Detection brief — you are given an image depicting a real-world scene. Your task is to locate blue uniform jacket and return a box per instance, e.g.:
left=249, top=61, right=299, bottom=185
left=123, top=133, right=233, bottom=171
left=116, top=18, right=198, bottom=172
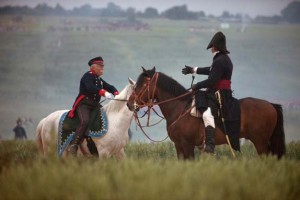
left=68, top=71, right=118, bottom=118
left=76, top=71, right=118, bottom=102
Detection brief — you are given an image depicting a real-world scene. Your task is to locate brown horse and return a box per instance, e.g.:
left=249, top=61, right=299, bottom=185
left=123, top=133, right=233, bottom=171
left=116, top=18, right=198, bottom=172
left=127, top=67, right=285, bottom=159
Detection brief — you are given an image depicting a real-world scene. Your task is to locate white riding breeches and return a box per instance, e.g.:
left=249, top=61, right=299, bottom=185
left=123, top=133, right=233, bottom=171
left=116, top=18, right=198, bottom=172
left=202, top=107, right=215, bottom=128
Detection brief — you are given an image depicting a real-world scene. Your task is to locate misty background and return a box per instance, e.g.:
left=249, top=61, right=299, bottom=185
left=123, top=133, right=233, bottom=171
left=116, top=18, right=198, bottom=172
left=0, top=1, right=299, bottom=142
left=0, top=0, right=296, bottom=17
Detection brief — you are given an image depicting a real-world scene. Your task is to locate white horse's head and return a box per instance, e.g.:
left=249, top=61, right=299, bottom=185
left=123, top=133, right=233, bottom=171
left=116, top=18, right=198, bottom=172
left=114, top=78, right=136, bottom=101
left=104, top=78, right=136, bottom=113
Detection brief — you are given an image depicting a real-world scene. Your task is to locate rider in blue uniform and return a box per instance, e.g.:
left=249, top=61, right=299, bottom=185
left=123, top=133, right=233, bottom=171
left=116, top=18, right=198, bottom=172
left=68, top=56, right=119, bottom=156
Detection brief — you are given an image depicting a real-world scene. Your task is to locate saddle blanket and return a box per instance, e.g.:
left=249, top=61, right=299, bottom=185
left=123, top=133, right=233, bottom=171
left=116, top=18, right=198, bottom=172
left=57, top=108, right=108, bottom=157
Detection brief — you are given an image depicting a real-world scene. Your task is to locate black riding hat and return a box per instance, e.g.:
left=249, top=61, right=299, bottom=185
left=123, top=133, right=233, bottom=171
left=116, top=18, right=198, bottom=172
left=88, top=56, right=104, bottom=66
left=206, top=32, right=230, bottom=54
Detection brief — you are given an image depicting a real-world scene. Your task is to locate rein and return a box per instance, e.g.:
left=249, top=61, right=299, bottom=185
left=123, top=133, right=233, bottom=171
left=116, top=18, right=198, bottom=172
left=107, top=98, right=128, bottom=102
left=134, top=112, right=169, bottom=142
left=134, top=72, right=193, bottom=109
left=100, top=97, right=128, bottom=104
left=136, top=108, right=165, bottom=127
left=132, top=72, right=194, bottom=142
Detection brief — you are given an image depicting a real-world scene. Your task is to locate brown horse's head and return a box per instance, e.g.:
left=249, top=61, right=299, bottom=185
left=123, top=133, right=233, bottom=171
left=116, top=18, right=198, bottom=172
left=127, top=66, right=157, bottom=111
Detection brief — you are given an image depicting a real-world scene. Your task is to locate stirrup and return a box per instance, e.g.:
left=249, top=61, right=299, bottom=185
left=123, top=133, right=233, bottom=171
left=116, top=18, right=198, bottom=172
left=203, top=144, right=215, bottom=154
left=68, top=144, right=78, bottom=157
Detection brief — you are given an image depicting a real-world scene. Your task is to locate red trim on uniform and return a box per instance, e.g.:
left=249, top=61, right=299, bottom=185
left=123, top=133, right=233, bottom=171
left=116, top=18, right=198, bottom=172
left=90, top=69, right=95, bottom=75
left=92, top=60, right=104, bottom=65
left=68, top=95, right=85, bottom=118
left=214, top=80, right=231, bottom=90
left=114, top=91, right=119, bottom=95
left=99, top=89, right=106, bottom=96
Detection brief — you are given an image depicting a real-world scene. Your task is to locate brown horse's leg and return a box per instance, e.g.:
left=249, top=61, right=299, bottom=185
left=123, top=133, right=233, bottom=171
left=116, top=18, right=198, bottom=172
left=239, top=98, right=281, bottom=157
left=181, top=140, right=195, bottom=160
left=174, top=142, right=184, bottom=159
left=252, top=140, right=269, bottom=156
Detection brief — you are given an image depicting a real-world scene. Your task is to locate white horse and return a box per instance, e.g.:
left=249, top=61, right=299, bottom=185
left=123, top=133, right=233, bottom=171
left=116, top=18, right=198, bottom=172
left=36, top=78, right=135, bottom=159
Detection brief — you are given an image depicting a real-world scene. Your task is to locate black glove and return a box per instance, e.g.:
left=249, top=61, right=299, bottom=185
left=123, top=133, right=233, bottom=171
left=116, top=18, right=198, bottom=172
left=182, top=65, right=194, bottom=75
left=191, top=84, right=198, bottom=91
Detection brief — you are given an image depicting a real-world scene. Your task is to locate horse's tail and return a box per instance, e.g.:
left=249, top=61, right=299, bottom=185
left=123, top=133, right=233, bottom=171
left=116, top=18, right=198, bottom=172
left=269, top=104, right=286, bottom=159
left=35, top=118, right=45, bottom=155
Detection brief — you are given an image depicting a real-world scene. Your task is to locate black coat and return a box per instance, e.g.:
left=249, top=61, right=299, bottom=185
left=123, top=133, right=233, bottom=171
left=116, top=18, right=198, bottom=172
left=76, top=71, right=118, bottom=102
left=194, top=52, right=233, bottom=90
left=13, top=126, right=27, bottom=140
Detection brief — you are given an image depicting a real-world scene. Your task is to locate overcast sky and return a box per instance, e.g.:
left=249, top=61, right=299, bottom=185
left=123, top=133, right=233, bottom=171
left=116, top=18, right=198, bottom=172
left=0, top=0, right=295, bottom=17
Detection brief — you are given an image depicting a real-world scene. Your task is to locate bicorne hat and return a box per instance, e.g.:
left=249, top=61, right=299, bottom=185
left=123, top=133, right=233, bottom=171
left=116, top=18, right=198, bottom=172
left=88, top=56, right=104, bottom=66
left=206, top=32, right=230, bottom=54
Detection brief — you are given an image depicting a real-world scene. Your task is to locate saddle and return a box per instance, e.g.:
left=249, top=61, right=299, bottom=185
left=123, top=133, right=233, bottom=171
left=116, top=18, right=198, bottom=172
left=57, top=108, right=108, bottom=157
left=193, top=90, right=241, bottom=151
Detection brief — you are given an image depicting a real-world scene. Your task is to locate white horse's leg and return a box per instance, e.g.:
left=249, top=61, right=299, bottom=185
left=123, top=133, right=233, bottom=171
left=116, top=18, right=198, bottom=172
left=40, top=122, right=54, bottom=156
left=115, top=148, right=126, bottom=161
left=36, top=118, right=54, bottom=157
left=97, top=147, right=111, bottom=159
left=35, top=118, right=45, bottom=156
left=37, top=110, right=67, bottom=157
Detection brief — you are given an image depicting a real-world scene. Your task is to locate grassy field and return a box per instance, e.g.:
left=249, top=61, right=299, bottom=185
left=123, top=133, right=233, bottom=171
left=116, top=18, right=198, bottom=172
left=0, top=140, right=300, bottom=200
left=0, top=15, right=299, bottom=140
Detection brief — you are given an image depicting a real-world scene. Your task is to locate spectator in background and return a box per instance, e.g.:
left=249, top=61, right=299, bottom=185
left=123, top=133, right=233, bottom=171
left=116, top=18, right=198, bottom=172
left=13, top=117, right=27, bottom=140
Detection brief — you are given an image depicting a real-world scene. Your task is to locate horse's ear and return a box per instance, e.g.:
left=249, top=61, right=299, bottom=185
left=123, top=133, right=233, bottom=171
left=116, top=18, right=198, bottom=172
left=128, top=77, right=136, bottom=86
left=141, top=66, right=150, bottom=77
left=152, top=66, right=156, bottom=72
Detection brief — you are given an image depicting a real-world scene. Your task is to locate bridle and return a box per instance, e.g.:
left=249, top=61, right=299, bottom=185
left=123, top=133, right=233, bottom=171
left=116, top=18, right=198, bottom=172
left=132, top=72, right=159, bottom=111
left=100, top=86, right=134, bottom=104
left=132, top=72, right=194, bottom=142
left=133, top=72, right=193, bottom=109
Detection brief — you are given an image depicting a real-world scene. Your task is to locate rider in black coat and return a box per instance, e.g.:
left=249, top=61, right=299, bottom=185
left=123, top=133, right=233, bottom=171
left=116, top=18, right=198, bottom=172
left=182, top=32, right=233, bottom=154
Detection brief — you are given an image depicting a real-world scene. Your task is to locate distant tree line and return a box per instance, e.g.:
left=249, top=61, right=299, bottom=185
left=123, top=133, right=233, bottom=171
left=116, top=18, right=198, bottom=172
left=281, top=1, right=300, bottom=23
left=0, top=1, right=299, bottom=23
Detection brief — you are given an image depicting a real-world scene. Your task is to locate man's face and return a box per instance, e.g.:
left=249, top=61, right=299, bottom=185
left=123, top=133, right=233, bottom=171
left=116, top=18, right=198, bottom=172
left=211, top=46, right=218, bottom=53
left=92, top=64, right=104, bottom=76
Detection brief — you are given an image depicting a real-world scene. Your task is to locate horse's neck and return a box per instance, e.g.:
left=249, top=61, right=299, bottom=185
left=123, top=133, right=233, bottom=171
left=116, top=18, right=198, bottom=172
left=104, top=87, right=128, bottom=113
left=104, top=100, right=133, bottom=132
left=104, top=100, right=126, bottom=114
left=156, top=90, right=188, bottom=123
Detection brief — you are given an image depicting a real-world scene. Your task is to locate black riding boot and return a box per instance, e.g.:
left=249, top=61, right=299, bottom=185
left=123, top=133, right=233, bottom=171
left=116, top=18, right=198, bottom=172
left=204, top=126, right=216, bottom=154
left=68, top=135, right=82, bottom=157
left=68, top=103, right=92, bottom=157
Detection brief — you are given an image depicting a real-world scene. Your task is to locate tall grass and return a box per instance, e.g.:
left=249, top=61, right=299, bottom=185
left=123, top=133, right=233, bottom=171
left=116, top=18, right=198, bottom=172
left=0, top=141, right=300, bottom=200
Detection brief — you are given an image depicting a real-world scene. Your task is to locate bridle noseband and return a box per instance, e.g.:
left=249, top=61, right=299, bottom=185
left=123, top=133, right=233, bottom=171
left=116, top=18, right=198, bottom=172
left=133, top=72, right=159, bottom=111
left=131, top=72, right=194, bottom=142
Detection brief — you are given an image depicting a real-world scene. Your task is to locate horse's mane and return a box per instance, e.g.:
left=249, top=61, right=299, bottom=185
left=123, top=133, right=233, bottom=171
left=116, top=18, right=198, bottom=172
left=136, top=69, right=190, bottom=101
left=157, top=72, right=187, bottom=97
left=103, top=84, right=131, bottom=113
